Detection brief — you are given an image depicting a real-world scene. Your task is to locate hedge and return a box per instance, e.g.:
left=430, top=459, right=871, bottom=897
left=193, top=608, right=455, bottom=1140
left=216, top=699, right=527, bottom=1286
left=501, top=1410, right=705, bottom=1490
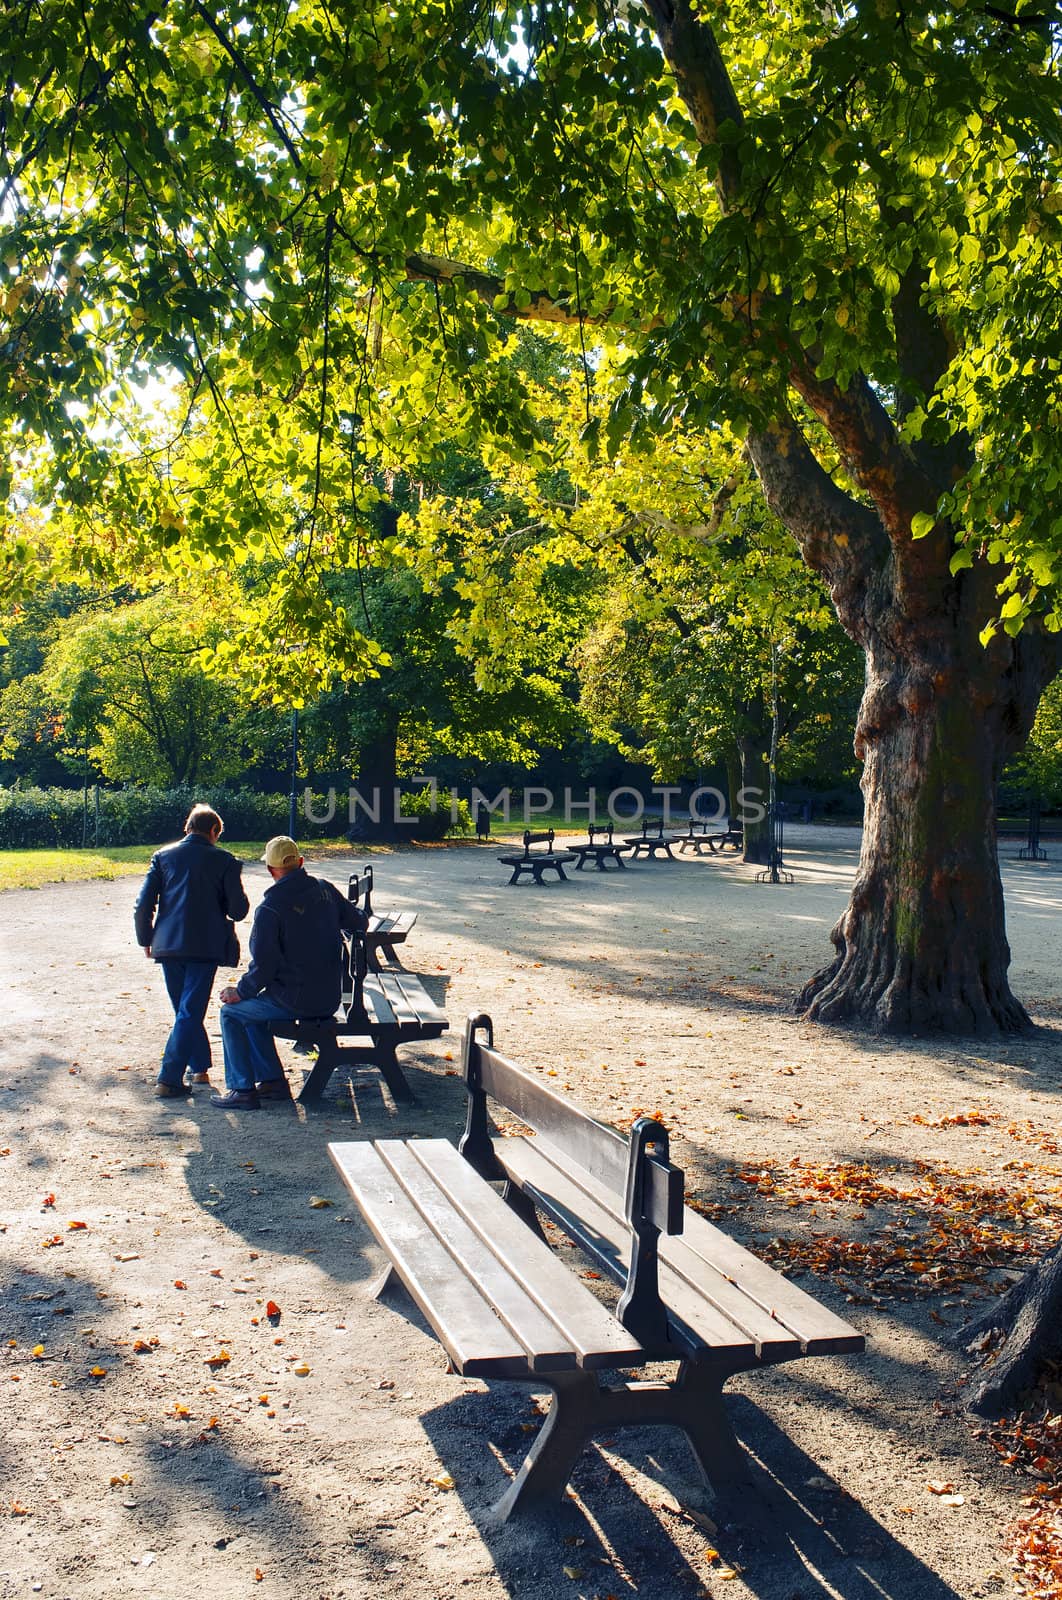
left=0, top=786, right=339, bottom=849
left=0, top=785, right=472, bottom=849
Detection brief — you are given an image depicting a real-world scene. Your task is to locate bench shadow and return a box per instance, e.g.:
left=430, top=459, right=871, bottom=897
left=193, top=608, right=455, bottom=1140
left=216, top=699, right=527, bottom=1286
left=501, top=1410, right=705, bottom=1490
left=417, top=1377, right=965, bottom=1599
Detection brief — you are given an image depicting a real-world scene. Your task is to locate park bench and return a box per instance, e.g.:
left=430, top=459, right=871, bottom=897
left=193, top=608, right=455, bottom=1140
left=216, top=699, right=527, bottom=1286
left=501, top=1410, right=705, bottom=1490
left=567, top=821, right=631, bottom=871
left=349, top=864, right=418, bottom=970
left=622, top=817, right=678, bottom=859
left=674, top=819, right=717, bottom=855
left=497, top=828, right=577, bottom=885
left=273, top=871, right=446, bottom=1105
left=707, top=819, right=744, bottom=853
left=329, top=1013, right=865, bottom=1522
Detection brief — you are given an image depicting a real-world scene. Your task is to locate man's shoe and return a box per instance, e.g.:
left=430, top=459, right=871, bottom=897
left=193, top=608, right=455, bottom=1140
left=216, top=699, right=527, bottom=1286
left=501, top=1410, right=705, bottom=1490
left=186, top=1072, right=211, bottom=1086
left=255, top=1079, right=293, bottom=1101
left=154, top=1082, right=192, bottom=1099
left=209, top=1090, right=260, bottom=1110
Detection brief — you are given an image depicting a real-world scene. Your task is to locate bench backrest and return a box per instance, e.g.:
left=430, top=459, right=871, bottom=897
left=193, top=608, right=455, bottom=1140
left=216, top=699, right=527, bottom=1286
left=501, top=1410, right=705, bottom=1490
left=343, top=872, right=370, bottom=1023
left=522, top=828, right=555, bottom=853
left=586, top=823, right=615, bottom=845
left=458, top=1012, right=684, bottom=1343
left=348, top=863, right=374, bottom=917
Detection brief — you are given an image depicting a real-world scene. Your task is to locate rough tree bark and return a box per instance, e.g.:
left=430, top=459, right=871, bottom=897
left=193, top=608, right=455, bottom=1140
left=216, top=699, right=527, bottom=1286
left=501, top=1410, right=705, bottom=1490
left=737, top=728, right=771, bottom=865
left=350, top=714, right=401, bottom=842
left=950, top=1245, right=1062, bottom=1416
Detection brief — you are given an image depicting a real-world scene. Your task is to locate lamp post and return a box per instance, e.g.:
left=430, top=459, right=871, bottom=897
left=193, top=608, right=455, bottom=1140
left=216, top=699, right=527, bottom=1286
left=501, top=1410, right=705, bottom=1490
left=288, top=709, right=299, bottom=839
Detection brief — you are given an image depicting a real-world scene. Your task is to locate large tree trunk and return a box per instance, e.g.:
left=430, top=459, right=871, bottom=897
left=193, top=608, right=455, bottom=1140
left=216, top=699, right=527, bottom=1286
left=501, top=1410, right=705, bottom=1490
left=737, top=732, right=771, bottom=865
left=798, top=629, right=1031, bottom=1034
left=747, top=427, right=1062, bottom=1036
left=350, top=714, right=401, bottom=842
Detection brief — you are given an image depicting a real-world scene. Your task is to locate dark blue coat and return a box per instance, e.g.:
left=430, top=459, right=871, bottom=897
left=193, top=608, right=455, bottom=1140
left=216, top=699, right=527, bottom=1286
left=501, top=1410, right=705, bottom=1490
left=236, top=867, right=366, bottom=1017
left=134, top=833, right=249, bottom=964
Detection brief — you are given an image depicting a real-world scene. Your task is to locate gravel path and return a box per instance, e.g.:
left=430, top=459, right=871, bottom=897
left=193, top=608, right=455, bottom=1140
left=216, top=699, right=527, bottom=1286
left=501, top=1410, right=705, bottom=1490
left=2, top=827, right=1061, bottom=1600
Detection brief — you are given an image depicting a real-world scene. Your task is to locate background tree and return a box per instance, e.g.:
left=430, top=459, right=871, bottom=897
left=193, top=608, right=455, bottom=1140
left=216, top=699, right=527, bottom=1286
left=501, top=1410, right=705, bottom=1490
left=3, top=593, right=272, bottom=787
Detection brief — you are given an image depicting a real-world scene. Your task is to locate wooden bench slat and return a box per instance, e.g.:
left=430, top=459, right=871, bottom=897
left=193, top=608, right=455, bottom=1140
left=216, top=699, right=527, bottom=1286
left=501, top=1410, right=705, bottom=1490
left=502, top=1134, right=861, bottom=1358
left=404, top=1138, right=646, bottom=1369
left=375, top=973, right=448, bottom=1028
left=475, top=1045, right=630, bottom=1195
left=665, top=1208, right=866, bottom=1355
left=352, top=982, right=395, bottom=1027
left=374, top=1141, right=581, bottom=1371
left=329, top=1142, right=529, bottom=1376
left=498, top=1136, right=773, bottom=1359
left=368, top=911, right=417, bottom=937
left=374, top=972, right=420, bottom=1026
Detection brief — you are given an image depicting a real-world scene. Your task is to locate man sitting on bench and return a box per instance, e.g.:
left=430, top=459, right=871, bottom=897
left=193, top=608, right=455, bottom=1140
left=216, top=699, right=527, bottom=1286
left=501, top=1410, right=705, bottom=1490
left=212, top=837, right=366, bottom=1109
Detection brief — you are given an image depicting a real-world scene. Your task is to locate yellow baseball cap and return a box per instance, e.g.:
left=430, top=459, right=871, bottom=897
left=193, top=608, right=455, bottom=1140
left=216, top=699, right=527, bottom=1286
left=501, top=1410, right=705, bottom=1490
left=262, top=835, right=301, bottom=868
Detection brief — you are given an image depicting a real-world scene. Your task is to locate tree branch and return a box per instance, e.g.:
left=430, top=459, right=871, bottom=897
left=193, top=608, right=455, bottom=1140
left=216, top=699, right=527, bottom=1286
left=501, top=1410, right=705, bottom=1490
left=641, top=0, right=744, bottom=206
left=404, top=252, right=605, bottom=326
left=189, top=2, right=302, bottom=171
left=744, top=412, right=888, bottom=637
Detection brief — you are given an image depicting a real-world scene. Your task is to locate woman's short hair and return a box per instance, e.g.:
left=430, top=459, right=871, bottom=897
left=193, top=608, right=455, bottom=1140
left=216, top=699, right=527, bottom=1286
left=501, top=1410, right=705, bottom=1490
left=184, top=804, right=224, bottom=837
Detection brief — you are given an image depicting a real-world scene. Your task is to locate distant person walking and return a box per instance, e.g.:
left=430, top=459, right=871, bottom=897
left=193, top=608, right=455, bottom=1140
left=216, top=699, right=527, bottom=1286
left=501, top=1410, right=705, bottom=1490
left=212, top=836, right=366, bottom=1109
left=134, top=804, right=249, bottom=1098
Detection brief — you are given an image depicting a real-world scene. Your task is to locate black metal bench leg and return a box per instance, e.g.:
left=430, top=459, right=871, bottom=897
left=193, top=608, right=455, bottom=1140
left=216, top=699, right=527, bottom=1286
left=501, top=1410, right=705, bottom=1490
left=374, top=1040, right=414, bottom=1104
left=487, top=1372, right=599, bottom=1523
left=486, top=1363, right=754, bottom=1523
left=297, top=1035, right=339, bottom=1104
left=673, top=1362, right=755, bottom=1492
left=501, top=1181, right=548, bottom=1242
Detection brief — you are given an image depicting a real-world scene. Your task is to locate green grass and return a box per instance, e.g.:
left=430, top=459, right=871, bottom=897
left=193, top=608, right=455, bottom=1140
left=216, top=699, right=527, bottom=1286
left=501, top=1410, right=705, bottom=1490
left=0, top=838, right=372, bottom=892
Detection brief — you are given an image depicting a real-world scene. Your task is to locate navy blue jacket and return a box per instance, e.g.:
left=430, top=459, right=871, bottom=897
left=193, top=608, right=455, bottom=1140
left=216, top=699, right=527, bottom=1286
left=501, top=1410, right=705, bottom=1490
left=134, top=833, right=249, bottom=964
left=236, top=867, right=366, bottom=1017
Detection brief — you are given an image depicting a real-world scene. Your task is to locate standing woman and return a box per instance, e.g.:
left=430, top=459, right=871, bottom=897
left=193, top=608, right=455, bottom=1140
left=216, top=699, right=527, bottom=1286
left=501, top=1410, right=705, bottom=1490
left=134, top=804, right=250, bottom=1097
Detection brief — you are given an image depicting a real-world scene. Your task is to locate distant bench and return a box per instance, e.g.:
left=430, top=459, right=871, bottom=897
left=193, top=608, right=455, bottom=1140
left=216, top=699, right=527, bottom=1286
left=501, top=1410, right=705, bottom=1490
left=273, top=871, right=445, bottom=1105
left=567, top=822, right=631, bottom=871
left=707, top=818, right=744, bottom=852
left=329, top=1014, right=865, bottom=1522
left=623, top=818, right=678, bottom=859
left=350, top=863, right=418, bottom=970
left=497, top=829, right=577, bottom=885
left=675, top=818, right=744, bottom=854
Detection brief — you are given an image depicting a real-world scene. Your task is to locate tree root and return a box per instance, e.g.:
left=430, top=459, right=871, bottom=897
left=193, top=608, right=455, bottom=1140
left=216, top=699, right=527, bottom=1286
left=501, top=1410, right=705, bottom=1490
left=950, top=1245, right=1062, bottom=1416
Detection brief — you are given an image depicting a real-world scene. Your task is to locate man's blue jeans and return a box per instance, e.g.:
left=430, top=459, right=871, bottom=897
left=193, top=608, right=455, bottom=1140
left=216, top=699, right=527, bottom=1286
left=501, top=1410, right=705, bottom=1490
left=219, top=995, right=297, bottom=1092
left=159, top=960, right=217, bottom=1086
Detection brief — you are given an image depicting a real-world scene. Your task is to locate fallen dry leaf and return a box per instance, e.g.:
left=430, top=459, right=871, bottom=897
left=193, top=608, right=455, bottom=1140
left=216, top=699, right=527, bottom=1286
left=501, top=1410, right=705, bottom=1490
left=926, top=1480, right=956, bottom=1495
left=430, top=1473, right=454, bottom=1490
left=265, top=1301, right=281, bottom=1318
left=67, top=1221, right=87, bottom=1231
left=308, top=1196, right=332, bottom=1209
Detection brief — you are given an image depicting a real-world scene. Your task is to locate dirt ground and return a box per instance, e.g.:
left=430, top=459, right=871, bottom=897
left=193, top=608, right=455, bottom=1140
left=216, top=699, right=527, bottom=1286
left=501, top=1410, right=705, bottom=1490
left=3, top=825, right=1062, bottom=1600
